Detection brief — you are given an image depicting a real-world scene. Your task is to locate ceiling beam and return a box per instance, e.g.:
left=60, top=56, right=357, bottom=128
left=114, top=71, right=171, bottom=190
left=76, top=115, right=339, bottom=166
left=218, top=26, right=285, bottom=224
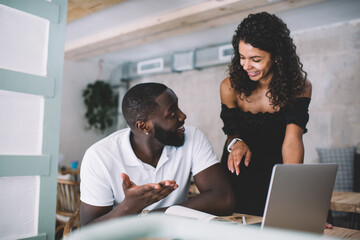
left=65, top=0, right=327, bottom=60
left=67, top=0, right=127, bottom=23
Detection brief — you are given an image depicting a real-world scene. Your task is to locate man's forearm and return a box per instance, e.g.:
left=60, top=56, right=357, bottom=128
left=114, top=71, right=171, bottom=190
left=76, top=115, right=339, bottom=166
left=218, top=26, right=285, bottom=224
left=81, top=200, right=142, bottom=226
left=179, top=189, right=235, bottom=216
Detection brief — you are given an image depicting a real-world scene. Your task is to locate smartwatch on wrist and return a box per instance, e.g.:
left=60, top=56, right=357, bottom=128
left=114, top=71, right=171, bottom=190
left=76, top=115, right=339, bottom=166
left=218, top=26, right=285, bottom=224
left=227, top=138, right=242, bottom=153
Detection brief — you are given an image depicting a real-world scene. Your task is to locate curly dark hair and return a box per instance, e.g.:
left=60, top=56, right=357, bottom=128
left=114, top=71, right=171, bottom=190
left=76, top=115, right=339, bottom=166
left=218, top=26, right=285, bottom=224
left=229, top=12, right=307, bottom=108
left=122, top=82, right=168, bottom=128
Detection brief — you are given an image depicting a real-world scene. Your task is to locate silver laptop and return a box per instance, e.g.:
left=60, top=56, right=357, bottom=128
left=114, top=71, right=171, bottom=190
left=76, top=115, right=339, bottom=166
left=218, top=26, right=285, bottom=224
left=260, top=163, right=338, bottom=234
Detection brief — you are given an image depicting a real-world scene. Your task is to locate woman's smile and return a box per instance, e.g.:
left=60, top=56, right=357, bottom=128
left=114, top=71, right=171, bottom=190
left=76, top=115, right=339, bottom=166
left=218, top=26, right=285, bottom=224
left=239, top=41, right=274, bottom=83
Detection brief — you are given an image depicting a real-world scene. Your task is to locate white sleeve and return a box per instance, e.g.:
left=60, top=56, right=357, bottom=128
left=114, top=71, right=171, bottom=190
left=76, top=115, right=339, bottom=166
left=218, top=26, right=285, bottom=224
left=191, top=127, right=219, bottom=176
left=80, top=148, right=114, bottom=207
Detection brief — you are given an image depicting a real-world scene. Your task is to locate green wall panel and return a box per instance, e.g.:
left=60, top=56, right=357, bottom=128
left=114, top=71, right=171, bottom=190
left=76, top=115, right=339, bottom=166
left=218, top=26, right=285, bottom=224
left=21, top=233, right=47, bottom=240
left=0, top=68, right=55, bottom=98
left=0, top=0, right=60, bottom=23
left=37, top=1, right=68, bottom=239
left=0, top=155, right=51, bottom=177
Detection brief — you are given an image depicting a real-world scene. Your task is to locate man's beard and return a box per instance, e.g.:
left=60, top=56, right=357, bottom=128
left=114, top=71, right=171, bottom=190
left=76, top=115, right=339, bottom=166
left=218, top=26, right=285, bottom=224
left=153, top=124, right=185, bottom=147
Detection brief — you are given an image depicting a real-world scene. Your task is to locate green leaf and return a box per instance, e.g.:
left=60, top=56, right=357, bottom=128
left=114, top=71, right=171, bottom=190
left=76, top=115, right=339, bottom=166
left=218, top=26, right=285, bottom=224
left=83, top=80, right=118, bottom=132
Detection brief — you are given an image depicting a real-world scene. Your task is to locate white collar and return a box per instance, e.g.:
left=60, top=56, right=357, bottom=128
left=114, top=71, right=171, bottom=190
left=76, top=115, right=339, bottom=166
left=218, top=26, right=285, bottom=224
left=121, top=129, right=176, bottom=169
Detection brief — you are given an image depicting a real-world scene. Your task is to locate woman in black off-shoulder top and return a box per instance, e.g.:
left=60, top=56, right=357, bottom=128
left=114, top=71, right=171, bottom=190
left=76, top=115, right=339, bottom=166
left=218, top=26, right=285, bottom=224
left=220, top=12, right=311, bottom=216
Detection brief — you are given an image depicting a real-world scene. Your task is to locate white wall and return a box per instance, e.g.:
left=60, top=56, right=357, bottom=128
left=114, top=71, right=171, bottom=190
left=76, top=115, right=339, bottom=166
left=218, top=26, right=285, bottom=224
left=295, top=19, right=360, bottom=161
left=59, top=61, right=116, bottom=167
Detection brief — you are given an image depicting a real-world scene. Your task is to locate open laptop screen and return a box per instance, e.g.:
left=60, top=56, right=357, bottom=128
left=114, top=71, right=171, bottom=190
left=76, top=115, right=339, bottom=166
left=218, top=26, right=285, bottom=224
left=261, top=163, right=337, bottom=234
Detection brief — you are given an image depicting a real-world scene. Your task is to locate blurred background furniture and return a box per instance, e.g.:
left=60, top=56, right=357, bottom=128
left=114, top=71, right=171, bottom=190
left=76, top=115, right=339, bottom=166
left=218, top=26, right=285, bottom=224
left=354, top=144, right=360, bottom=192
left=330, top=191, right=360, bottom=228
left=63, top=208, right=81, bottom=239
left=317, top=146, right=355, bottom=192
left=59, top=167, right=80, bottom=176
left=188, top=181, right=200, bottom=199
left=59, top=166, right=80, bottom=182
left=55, top=178, right=80, bottom=237
left=317, top=145, right=359, bottom=228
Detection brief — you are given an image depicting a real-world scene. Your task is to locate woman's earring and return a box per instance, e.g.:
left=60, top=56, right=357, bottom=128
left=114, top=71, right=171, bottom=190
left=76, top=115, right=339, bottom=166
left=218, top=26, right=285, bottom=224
left=145, top=132, right=149, bottom=135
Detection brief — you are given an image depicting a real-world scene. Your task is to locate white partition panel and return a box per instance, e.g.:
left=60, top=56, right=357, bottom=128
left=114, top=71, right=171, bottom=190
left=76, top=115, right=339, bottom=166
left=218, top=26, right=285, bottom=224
left=0, top=1, right=66, bottom=239
left=0, top=4, right=49, bottom=76
left=0, top=90, right=43, bottom=155
left=0, top=176, right=40, bottom=240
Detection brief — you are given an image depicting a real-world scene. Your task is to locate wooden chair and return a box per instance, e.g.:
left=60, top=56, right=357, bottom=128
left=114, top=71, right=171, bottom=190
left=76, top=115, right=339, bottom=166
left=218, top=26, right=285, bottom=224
left=63, top=208, right=81, bottom=238
left=55, top=178, right=80, bottom=236
left=188, top=182, right=200, bottom=199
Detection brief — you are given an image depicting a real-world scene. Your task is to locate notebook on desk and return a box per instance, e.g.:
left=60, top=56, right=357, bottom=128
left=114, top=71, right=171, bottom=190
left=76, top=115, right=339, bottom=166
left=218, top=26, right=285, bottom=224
left=257, top=163, right=338, bottom=234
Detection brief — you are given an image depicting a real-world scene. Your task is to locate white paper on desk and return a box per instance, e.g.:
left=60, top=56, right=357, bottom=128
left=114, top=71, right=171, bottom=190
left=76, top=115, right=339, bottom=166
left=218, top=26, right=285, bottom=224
left=165, top=205, right=217, bottom=221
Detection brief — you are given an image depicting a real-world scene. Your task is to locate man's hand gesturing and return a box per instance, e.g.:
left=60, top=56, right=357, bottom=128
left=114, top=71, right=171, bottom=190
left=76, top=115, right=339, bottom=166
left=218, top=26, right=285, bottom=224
left=120, top=173, right=178, bottom=214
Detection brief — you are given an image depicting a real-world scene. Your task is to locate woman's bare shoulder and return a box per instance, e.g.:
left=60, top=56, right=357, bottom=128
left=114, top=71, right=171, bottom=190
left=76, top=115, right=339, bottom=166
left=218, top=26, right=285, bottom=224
left=299, top=79, right=312, bottom=98
left=220, top=77, right=237, bottom=108
left=220, top=77, right=232, bottom=90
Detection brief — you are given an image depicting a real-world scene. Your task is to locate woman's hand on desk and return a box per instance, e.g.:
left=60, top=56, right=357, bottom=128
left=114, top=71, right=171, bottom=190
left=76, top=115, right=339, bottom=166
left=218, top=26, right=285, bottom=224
left=228, top=141, right=252, bottom=175
left=325, top=222, right=333, bottom=229
left=121, top=173, right=178, bottom=213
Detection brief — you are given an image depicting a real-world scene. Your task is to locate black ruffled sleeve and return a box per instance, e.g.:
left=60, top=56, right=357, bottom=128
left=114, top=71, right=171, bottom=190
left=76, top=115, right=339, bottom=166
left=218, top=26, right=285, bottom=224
left=220, top=104, right=241, bottom=135
left=283, top=97, right=311, bottom=133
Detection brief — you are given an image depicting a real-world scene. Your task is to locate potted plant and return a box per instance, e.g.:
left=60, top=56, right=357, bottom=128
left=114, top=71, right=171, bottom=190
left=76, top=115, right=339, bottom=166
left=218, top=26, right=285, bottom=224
left=82, top=80, right=118, bottom=132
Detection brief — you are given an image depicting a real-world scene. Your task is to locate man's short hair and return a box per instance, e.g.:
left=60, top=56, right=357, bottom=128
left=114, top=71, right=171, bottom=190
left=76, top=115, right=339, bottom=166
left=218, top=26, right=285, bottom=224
left=122, top=82, right=168, bottom=128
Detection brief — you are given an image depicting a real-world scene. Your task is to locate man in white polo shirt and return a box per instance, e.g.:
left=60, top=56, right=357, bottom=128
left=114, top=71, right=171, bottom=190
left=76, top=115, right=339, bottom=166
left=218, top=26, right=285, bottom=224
left=80, top=82, right=234, bottom=225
